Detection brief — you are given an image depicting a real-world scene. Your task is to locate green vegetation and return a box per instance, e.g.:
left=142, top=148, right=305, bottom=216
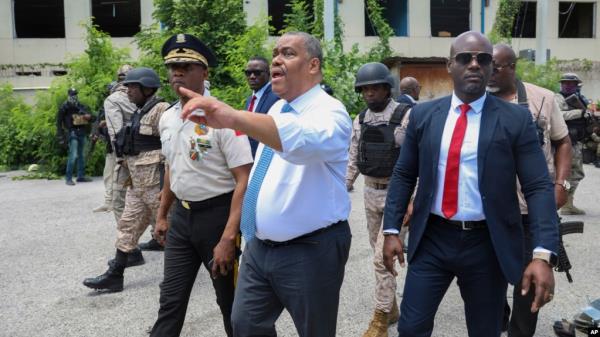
left=1, top=0, right=394, bottom=178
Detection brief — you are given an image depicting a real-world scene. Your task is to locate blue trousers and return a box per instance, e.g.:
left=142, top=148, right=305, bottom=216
left=65, top=131, right=86, bottom=181
left=397, top=220, right=508, bottom=337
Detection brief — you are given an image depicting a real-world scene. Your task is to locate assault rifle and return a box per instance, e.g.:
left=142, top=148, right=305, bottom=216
left=555, top=220, right=584, bottom=283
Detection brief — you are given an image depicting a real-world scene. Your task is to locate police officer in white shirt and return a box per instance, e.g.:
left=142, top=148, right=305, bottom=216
left=149, top=34, right=253, bottom=337
left=178, top=31, right=352, bottom=337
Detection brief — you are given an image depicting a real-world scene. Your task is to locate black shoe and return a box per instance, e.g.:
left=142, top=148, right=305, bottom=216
left=108, top=248, right=145, bottom=268
left=594, top=160, right=600, bottom=168
left=83, top=265, right=124, bottom=292
left=66, top=180, right=75, bottom=186
left=139, top=239, right=164, bottom=251
left=76, top=177, right=93, bottom=182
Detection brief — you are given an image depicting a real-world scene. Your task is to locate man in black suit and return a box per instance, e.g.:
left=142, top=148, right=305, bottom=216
left=397, top=76, right=420, bottom=107
left=382, top=31, right=558, bottom=337
left=244, top=56, right=280, bottom=157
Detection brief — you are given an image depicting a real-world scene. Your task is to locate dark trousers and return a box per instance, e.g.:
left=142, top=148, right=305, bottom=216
left=397, top=219, right=508, bottom=337
left=65, top=131, right=86, bottom=181
left=505, top=215, right=538, bottom=337
left=150, top=193, right=236, bottom=337
left=231, top=221, right=351, bottom=337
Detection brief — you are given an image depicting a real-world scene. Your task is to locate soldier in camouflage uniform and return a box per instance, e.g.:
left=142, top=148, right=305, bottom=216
left=555, top=73, right=590, bottom=215
left=83, top=67, right=170, bottom=292
left=586, top=126, right=600, bottom=167
left=346, top=63, right=412, bottom=337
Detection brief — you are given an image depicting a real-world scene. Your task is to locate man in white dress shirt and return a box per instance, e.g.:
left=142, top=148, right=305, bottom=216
left=178, top=31, right=353, bottom=337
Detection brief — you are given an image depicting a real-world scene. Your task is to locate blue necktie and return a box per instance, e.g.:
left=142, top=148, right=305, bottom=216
left=240, top=103, right=292, bottom=241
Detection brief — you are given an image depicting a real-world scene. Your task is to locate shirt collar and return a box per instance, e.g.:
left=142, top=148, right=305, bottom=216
left=253, top=82, right=270, bottom=97
left=405, top=94, right=417, bottom=104
left=451, top=92, right=486, bottom=114
left=285, top=84, right=322, bottom=114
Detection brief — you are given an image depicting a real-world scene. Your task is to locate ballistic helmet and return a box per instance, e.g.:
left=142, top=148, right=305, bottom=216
left=354, top=62, right=395, bottom=92
left=122, top=67, right=161, bottom=89
left=560, top=73, right=582, bottom=83
left=67, top=88, right=78, bottom=96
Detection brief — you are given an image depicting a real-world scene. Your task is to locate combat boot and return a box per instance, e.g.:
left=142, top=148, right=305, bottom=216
left=560, top=195, right=586, bottom=215
left=362, top=310, right=389, bottom=337
left=83, top=263, right=124, bottom=292
left=594, top=160, right=600, bottom=168
left=387, top=298, right=399, bottom=325
left=108, top=248, right=145, bottom=268
left=138, top=238, right=164, bottom=251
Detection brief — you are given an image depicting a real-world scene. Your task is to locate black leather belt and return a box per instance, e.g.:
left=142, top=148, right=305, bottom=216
left=260, top=220, right=347, bottom=247
left=430, top=214, right=487, bottom=230
left=178, top=191, right=233, bottom=211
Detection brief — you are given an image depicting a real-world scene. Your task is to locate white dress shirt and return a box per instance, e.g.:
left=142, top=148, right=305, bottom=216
left=253, top=84, right=352, bottom=241
left=431, top=93, right=486, bottom=221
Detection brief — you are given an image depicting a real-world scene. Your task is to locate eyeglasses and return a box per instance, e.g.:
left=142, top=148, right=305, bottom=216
left=492, top=62, right=515, bottom=73
left=453, top=52, right=493, bottom=67
left=244, top=69, right=266, bottom=77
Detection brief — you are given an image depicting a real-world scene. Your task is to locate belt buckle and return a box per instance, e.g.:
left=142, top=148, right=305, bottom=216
left=181, top=200, right=190, bottom=210
left=461, top=221, right=472, bottom=231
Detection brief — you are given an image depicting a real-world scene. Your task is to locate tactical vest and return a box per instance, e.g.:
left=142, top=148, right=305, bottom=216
left=562, top=93, right=590, bottom=143
left=115, top=96, right=163, bottom=157
left=357, top=103, right=410, bottom=178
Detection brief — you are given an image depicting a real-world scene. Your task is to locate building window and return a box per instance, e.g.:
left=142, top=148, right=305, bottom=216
left=512, top=1, right=536, bottom=38
left=430, top=0, right=470, bottom=37
left=268, top=0, right=315, bottom=35
left=365, top=0, right=409, bottom=37
left=91, top=0, right=141, bottom=37
left=14, top=0, right=65, bottom=38
left=559, top=2, right=595, bottom=38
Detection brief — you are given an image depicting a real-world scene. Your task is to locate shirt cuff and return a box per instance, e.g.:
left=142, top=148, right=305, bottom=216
left=383, top=229, right=400, bottom=235
left=533, top=246, right=555, bottom=255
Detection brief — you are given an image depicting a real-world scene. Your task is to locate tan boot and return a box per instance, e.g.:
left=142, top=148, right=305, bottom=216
left=387, top=298, right=399, bottom=325
left=560, top=194, right=586, bottom=215
left=362, top=310, right=388, bottom=337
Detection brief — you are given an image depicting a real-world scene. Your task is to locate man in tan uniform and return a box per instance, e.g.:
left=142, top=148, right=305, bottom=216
left=94, top=65, right=133, bottom=212
left=346, top=62, right=412, bottom=337
left=488, top=44, right=571, bottom=337
left=83, top=67, right=171, bottom=292
left=103, top=64, right=137, bottom=221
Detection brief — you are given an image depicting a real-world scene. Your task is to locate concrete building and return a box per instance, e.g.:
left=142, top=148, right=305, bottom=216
left=2, top=0, right=599, bottom=100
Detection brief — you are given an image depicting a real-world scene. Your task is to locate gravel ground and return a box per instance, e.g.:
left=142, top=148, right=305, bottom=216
left=0, top=165, right=598, bottom=337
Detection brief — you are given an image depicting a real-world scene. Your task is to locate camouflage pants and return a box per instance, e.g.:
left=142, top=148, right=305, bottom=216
left=364, top=186, right=407, bottom=312
left=115, top=184, right=159, bottom=252
left=586, top=140, right=600, bottom=158
left=567, top=142, right=585, bottom=194
left=111, top=162, right=130, bottom=222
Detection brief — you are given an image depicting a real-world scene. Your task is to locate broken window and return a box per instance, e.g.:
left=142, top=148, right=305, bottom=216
left=14, top=0, right=65, bottom=38
left=268, top=0, right=315, bottom=36
left=512, top=1, right=536, bottom=38
left=559, top=2, right=595, bottom=38
left=365, top=0, right=409, bottom=37
left=91, top=0, right=141, bottom=37
left=430, top=0, right=470, bottom=37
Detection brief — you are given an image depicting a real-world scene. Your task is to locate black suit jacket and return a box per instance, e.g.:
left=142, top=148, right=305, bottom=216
left=245, top=83, right=280, bottom=157
left=396, top=94, right=417, bottom=107
left=383, top=94, right=558, bottom=284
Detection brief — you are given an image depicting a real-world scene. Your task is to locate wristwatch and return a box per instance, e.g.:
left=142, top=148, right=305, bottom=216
left=532, top=251, right=558, bottom=268
left=555, top=180, right=570, bottom=191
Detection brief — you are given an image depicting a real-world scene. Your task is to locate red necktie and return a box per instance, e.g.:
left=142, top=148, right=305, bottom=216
left=441, top=103, right=471, bottom=219
left=248, top=95, right=257, bottom=112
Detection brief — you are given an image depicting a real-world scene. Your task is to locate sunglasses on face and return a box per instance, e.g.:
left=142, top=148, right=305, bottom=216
left=244, top=69, right=266, bottom=77
left=453, top=52, right=493, bottom=67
